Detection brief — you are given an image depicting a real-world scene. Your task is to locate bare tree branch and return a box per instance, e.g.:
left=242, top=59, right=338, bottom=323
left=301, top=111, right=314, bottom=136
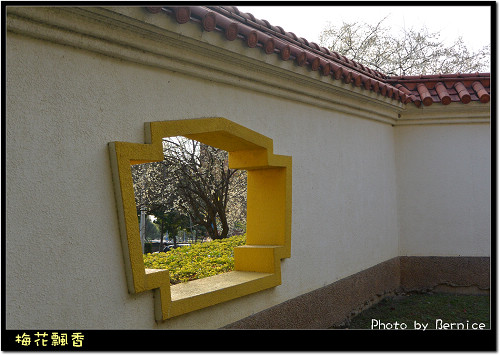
left=131, top=137, right=247, bottom=240
left=319, top=17, right=490, bottom=76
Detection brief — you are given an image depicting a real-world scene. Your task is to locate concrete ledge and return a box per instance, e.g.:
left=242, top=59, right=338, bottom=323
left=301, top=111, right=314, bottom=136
left=222, top=256, right=490, bottom=329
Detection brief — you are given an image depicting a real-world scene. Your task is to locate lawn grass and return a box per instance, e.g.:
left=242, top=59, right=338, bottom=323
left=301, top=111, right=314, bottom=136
left=336, top=292, right=490, bottom=330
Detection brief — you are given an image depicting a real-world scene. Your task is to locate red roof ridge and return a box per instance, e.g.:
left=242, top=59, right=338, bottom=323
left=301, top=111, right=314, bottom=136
left=386, top=72, right=490, bottom=83
left=209, top=6, right=388, bottom=81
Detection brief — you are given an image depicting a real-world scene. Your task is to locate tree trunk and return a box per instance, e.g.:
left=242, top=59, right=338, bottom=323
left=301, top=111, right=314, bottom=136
left=159, top=219, right=165, bottom=252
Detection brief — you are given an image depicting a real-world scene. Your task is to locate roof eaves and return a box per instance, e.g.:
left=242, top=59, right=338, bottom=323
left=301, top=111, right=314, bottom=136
left=388, top=74, right=490, bottom=106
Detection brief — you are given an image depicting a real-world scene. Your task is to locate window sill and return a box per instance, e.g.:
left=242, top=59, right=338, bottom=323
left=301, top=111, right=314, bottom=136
left=166, top=271, right=277, bottom=318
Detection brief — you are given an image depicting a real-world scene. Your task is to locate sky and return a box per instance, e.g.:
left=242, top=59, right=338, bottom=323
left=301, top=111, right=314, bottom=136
left=236, top=5, right=492, bottom=52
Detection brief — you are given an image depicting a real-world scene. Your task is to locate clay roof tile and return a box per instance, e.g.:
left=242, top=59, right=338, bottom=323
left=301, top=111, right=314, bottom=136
left=288, top=32, right=299, bottom=41
left=320, top=47, right=330, bottom=55
left=279, top=44, right=291, bottom=61
left=435, top=82, right=451, bottom=105
left=310, top=42, right=320, bottom=50
left=472, top=81, right=490, bottom=103
left=146, top=7, right=162, bottom=13
left=275, top=25, right=286, bottom=34
left=331, top=62, right=343, bottom=80
left=363, top=77, right=372, bottom=90
left=454, top=82, right=471, bottom=104
left=321, top=61, right=331, bottom=76
left=174, top=7, right=191, bottom=24
left=342, top=69, right=352, bottom=84
left=263, top=37, right=275, bottom=54
left=352, top=72, right=362, bottom=87
left=417, top=83, right=434, bottom=106
left=225, top=22, right=239, bottom=41
left=246, top=30, right=258, bottom=48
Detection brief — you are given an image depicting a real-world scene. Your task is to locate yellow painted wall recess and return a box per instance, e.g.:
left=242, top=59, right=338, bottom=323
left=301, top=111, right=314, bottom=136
left=109, top=118, right=292, bottom=320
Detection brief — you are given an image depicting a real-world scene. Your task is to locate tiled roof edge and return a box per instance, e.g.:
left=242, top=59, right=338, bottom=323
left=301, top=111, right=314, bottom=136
left=209, top=6, right=389, bottom=80
left=146, top=6, right=491, bottom=107
left=389, top=74, right=490, bottom=106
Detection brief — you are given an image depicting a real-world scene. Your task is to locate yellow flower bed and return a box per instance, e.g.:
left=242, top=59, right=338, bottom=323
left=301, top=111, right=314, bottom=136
left=144, top=235, right=246, bottom=284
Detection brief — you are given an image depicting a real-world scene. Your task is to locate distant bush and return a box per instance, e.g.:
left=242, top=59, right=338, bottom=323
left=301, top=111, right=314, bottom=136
left=143, top=235, right=246, bottom=285
left=144, top=243, right=153, bottom=254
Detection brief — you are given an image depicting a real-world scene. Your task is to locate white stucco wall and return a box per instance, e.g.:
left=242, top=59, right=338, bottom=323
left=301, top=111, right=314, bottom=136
left=6, top=7, right=490, bottom=330
left=395, top=124, right=491, bottom=256
left=6, top=29, right=400, bottom=329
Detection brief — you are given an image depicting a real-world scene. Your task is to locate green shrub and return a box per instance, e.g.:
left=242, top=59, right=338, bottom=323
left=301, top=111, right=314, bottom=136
left=143, top=235, right=246, bottom=285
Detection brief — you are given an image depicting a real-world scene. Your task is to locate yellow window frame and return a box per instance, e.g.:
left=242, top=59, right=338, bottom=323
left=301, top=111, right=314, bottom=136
left=109, top=117, right=292, bottom=320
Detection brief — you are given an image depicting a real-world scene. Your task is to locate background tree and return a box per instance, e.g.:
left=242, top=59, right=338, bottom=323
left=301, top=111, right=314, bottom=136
left=132, top=157, right=179, bottom=251
left=138, top=215, right=161, bottom=253
left=144, top=217, right=160, bottom=241
left=318, top=17, right=490, bottom=76
left=149, top=207, right=190, bottom=250
left=162, top=137, right=246, bottom=240
left=225, top=169, right=247, bottom=236
left=131, top=136, right=247, bottom=242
